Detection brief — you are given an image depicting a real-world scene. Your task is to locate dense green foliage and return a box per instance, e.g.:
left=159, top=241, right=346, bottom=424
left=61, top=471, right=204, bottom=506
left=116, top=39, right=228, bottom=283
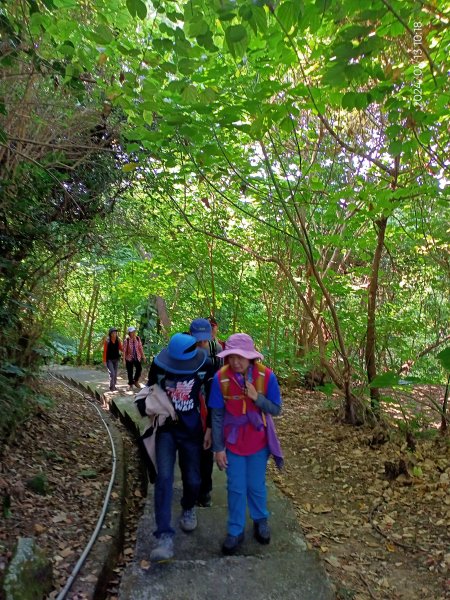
left=0, top=0, right=449, bottom=439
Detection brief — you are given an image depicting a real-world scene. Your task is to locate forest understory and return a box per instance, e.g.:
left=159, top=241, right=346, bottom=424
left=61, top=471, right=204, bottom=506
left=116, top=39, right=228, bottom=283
left=0, top=378, right=449, bottom=600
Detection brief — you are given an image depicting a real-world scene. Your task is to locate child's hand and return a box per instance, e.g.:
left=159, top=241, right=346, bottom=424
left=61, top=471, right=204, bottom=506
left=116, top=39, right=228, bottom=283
left=203, top=428, right=212, bottom=450
left=214, top=450, right=228, bottom=471
left=245, top=382, right=258, bottom=401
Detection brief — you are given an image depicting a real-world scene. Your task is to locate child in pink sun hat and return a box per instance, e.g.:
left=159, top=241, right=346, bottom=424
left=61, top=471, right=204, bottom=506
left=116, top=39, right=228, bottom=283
left=208, top=333, right=284, bottom=555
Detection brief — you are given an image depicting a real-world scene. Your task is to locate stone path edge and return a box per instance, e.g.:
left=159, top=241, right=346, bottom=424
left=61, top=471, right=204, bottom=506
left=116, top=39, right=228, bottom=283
left=52, top=372, right=128, bottom=600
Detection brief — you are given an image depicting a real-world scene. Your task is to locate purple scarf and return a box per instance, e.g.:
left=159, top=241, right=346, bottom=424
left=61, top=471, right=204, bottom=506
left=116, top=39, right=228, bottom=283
left=223, top=411, right=284, bottom=469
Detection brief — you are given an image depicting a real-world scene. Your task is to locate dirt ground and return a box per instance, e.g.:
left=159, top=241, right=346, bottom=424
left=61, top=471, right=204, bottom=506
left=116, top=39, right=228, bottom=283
left=0, top=378, right=449, bottom=600
left=272, top=387, right=450, bottom=600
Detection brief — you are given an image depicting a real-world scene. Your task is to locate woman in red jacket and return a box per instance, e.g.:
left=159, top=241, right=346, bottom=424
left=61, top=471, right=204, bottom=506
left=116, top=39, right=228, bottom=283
left=123, top=326, right=146, bottom=391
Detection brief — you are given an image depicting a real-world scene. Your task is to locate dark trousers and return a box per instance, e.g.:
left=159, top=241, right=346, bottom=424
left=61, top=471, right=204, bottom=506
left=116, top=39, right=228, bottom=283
left=154, top=426, right=202, bottom=537
left=106, top=359, right=119, bottom=390
left=126, top=359, right=142, bottom=385
left=199, top=447, right=213, bottom=496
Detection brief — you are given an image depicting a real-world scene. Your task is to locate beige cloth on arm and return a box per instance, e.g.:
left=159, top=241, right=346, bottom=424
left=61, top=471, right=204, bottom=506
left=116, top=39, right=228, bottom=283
left=135, top=385, right=177, bottom=474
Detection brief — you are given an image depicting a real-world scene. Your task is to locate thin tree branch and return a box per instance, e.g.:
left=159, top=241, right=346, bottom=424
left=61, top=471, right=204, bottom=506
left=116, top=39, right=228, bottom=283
left=7, top=136, right=116, bottom=152
left=270, top=9, right=395, bottom=176
left=380, top=0, right=439, bottom=84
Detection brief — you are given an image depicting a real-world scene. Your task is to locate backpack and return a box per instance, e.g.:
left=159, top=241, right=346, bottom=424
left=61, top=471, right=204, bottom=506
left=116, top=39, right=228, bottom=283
left=208, top=339, right=225, bottom=371
left=218, top=363, right=270, bottom=426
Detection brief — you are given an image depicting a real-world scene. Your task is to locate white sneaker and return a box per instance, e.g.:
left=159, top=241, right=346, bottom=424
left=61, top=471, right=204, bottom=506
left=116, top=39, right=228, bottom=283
left=179, top=508, right=197, bottom=532
left=150, top=533, right=174, bottom=561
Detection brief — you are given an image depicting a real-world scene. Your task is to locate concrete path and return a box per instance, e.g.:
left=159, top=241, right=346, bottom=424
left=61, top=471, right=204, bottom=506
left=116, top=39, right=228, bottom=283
left=52, top=366, right=335, bottom=600
left=51, top=365, right=147, bottom=436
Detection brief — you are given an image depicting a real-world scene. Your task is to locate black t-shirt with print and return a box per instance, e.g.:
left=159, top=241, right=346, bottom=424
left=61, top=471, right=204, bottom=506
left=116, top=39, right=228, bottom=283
left=145, top=360, right=214, bottom=433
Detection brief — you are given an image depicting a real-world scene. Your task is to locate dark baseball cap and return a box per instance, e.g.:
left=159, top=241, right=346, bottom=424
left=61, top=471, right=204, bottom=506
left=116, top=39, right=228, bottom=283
left=190, top=318, right=212, bottom=341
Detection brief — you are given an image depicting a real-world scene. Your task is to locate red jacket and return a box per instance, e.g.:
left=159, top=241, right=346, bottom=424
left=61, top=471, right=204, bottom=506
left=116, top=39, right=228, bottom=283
left=123, top=336, right=145, bottom=362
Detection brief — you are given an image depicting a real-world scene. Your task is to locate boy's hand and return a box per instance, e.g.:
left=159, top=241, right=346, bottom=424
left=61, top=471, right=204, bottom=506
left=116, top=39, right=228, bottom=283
left=203, top=428, right=212, bottom=450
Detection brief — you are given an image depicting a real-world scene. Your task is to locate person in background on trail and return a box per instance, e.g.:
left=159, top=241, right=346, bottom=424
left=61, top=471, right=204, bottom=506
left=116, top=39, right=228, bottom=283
left=207, top=316, right=225, bottom=370
left=208, top=333, right=284, bottom=555
left=142, top=333, right=209, bottom=561
left=123, top=326, right=145, bottom=392
left=103, top=327, right=123, bottom=392
left=188, top=318, right=216, bottom=508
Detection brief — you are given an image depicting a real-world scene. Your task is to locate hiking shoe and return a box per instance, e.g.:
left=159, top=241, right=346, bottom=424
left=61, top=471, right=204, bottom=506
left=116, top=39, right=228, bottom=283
left=196, top=493, right=212, bottom=507
left=253, top=519, right=271, bottom=544
left=222, top=532, right=244, bottom=555
left=150, top=533, right=174, bottom=561
left=134, top=382, right=141, bottom=389
left=179, top=508, right=197, bottom=532
left=128, top=385, right=134, bottom=391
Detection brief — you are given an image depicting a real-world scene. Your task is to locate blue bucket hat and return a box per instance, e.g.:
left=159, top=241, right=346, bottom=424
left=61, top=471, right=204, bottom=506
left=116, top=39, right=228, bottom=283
left=189, top=318, right=212, bottom=342
left=154, top=333, right=207, bottom=375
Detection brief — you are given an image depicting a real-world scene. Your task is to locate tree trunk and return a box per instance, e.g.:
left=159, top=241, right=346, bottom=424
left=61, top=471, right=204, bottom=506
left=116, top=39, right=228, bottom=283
left=208, top=241, right=216, bottom=317
left=231, top=264, right=244, bottom=333
left=77, top=282, right=97, bottom=365
left=135, top=245, right=171, bottom=338
left=441, top=375, right=449, bottom=434
left=365, top=217, right=388, bottom=415
left=154, top=296, right=171, bottom=336
left=85, top=283, right=100, bottom=364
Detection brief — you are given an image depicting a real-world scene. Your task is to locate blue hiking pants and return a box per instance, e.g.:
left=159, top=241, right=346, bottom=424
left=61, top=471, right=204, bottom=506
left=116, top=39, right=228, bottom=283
left=226, top=446, right=270, bottom=536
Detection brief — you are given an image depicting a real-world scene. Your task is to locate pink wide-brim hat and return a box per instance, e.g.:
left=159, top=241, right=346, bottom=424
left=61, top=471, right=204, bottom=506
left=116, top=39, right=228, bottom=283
left=217, top=333, right=264, bottom=361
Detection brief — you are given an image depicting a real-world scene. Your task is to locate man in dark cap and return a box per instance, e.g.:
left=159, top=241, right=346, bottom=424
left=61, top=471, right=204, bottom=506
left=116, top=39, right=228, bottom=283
left=207, top=316, right=225, bottom=370
left=189, top=319, right=216, bottom=507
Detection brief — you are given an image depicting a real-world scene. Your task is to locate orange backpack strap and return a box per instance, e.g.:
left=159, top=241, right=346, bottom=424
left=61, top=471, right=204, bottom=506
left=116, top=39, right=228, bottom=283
left=219, top=364, right=271, bottom=424
left=218, top=365, right=231, bottom=401
left=254, top=363, right=269, bottom=394
left=254, top=363, right=271, bottom=426
left=219, top=365, right=249, bottom=416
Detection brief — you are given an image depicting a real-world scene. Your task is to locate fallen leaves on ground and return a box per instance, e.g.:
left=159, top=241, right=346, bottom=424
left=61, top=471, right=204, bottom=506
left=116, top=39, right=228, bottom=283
left=0, top=376, right=144, bottom=600
left=270, top=387, right=450, bottom=600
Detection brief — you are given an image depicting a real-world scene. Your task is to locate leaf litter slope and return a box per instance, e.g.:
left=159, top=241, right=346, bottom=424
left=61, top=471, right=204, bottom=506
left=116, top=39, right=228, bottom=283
left=0, top=378, right=144, bottom=600
left=271, top=387, right=450, bottom=600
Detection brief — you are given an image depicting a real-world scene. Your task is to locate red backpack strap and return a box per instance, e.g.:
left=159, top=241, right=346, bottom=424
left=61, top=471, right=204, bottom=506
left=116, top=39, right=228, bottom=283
left=199, top=390, right=208, bottom=432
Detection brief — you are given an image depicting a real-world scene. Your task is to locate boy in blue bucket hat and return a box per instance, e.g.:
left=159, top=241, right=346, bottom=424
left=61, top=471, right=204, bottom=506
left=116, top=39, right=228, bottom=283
left=144, top=333, right=208, bottom=561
